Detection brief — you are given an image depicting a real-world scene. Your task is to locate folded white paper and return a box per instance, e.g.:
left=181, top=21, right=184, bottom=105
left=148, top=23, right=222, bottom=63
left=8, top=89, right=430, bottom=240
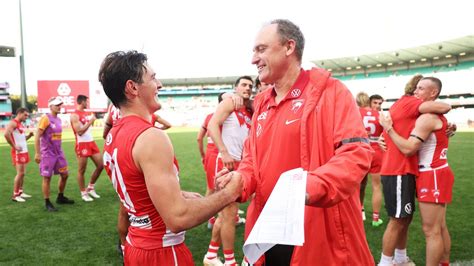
left=243, top=168, right=307, bottom=264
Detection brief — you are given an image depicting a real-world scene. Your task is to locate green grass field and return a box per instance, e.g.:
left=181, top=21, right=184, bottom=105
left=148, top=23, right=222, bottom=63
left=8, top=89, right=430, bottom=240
left=0, top=128, right=473, bottom=265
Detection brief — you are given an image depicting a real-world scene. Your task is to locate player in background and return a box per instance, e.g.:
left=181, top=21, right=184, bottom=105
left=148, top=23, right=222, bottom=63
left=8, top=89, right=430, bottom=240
left=380, top=77, right=453, bottom=266
left=370, top=94, right=384, bottom=111
left=356, top=92, right=384, bottom=227
left=70, top=95, right=103, bottom=202
left=35, top=97, right=75, bottom=212
left=203, top=76, right=253, bottom=266
left=4, top=107, right=34, bottom=202
left=378, top=74, right=451, bottom=266
left=103, top=103, right=122, bottom=139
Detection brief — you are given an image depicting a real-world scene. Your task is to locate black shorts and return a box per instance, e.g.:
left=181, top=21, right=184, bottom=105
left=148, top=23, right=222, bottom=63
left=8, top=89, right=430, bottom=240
left=381, top=174, right=416, bottom=218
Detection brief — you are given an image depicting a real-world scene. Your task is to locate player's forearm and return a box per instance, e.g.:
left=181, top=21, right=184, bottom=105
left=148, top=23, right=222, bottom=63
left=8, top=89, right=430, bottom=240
left=103, top=124, right=112, bottom=139
left=166, top=188, right=237, bottom=233
left=387, top=128, right=417, bottom=156
left=208, top=125, right=227, bottom=154
left=34, top=134, right=40, bottom=154
left=4, top=135, right=15, bottom=148
left=419, top=101, right=451, bottom=114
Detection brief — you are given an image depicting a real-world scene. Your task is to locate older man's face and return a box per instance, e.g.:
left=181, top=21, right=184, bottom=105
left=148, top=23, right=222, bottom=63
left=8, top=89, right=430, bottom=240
left=251, top=24, right=290, bottom=85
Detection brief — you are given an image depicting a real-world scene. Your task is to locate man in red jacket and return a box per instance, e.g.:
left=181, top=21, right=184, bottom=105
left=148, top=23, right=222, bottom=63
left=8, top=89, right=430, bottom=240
left=217, top=19, right=374, bottom=265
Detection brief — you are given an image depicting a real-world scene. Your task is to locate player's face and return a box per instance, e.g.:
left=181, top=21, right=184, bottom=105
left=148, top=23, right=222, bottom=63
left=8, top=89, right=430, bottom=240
left=137, top=63, right=162, bottom=113
left=235, top=79, right=252, bottom=99
left=50, top=104, right=62, bottom=114
left=81, top=99, right=89, bottom=109
left=370, top=99, right=383, bottom=111
left=18, top=112, right=29, bottom=122
left=252, top=24, right=289, bottom=85
left=414, top=79, right=438, bottom=101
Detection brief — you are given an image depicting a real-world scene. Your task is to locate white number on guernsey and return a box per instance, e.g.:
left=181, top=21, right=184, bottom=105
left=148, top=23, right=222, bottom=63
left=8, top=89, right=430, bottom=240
left=103, top=148, right=136, bottom=213
left=363, top=116, right=376, bottom=135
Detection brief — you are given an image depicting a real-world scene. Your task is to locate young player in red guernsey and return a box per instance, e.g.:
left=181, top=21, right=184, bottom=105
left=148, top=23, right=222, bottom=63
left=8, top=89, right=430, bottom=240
left=380, top=77, right=453, bottom=266
left=99, top=50, right=242, bottom=265
left=70, top=95, right=103, bottom=202
left=356, top=92, right=384, bottom=227
left=4, top=108, right=34, bottom=202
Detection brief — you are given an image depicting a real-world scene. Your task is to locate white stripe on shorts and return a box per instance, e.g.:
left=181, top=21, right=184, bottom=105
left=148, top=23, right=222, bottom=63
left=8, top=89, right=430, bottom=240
left=396, top=175, right=402, bottom=218
left=434, top=170, right=439, bottom=204
left=172, top=245, right=178, bottom=266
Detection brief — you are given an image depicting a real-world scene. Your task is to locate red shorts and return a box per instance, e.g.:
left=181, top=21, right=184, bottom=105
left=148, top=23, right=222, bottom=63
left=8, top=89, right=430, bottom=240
left=369, top=144, right=383, bottom=174
left=11, top=150, right=30, bottom=166
left=75, top=141, right=100, bottom=157
left=216, top=157, right=240, bottom=174
left=417, top=165, right=454, bottom=204
left=213, top=157, right=240, bottom=190
left=204, top=149, right=219, bottom=190
left=124, top=242, right=194, bottom=266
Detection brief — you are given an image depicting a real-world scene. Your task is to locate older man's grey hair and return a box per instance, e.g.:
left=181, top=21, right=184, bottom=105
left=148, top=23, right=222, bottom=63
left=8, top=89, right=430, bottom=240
left=270, top=19, right=305, bottom=62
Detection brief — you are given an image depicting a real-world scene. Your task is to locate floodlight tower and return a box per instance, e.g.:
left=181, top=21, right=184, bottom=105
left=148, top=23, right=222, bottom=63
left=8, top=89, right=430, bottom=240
left=19, top=0, right=28, bottom=108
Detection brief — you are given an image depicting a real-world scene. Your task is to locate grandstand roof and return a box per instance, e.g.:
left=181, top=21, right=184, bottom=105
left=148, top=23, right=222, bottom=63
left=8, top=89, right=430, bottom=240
left=313, top=35, right=474, bottom=77
left=161, top=76, right=254, bottom=87
left=160, top=35, right=474, bottom=87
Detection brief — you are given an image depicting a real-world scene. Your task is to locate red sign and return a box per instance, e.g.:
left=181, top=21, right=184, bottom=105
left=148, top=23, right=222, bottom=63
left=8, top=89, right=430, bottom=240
left=37, top=80, right=89, bottom=113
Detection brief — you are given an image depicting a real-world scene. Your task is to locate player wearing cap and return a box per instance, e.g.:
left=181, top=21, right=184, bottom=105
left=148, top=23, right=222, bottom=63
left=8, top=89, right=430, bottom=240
left=34, top=97, right=75, bottom=212
left=70, top=95, right=103, bottom=202
left=4, top=107, right=34, bottom=202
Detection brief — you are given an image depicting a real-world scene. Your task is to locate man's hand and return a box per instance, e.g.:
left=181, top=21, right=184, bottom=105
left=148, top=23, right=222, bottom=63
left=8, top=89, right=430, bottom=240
left=181, top=191, right=203, bottom=199
left=34, top=153, right=41, bottom=164
left=27, top=132, right=34, bottom=138
left=231, top=94, right=244, bottom=110
left=89, top=114, right=97, bottom=123
left=222, top=171, right=243, bottom=200
left=14, top=144, right=22, bottom=152
left=215, top=168, right=230, bottom=190
left=446, top=122, right=457, bottom=137
left=221, top=152, right=235, bottom=171
left=379, top=112, right=393, bottom=130
left=378, top=134, right=387, bottom=151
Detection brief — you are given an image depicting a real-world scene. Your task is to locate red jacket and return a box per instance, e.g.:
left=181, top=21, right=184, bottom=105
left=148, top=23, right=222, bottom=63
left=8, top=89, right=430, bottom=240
left=238, top=68, right=374, bottom=265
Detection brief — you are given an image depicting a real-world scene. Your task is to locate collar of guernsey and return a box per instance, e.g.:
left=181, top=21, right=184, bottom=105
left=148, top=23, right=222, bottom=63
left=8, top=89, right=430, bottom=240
left=264, top=68, right=310, bottom=108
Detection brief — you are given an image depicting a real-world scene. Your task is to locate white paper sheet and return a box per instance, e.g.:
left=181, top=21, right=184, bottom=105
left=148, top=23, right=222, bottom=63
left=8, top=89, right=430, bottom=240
left=243, top=168, right=307, bottom=264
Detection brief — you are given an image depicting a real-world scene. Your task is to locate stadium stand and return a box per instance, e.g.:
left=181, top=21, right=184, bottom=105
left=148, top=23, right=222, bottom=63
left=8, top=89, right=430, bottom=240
left=157, top=36, right=473, bottom=128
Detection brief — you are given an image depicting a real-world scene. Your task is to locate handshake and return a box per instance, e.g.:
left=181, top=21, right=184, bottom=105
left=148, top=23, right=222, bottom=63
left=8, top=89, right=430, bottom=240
left=214, top=168, right=244, bottom=199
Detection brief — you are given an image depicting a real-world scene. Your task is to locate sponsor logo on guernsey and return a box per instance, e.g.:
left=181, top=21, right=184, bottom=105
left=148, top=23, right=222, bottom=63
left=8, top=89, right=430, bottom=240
left=404, top=203, right=412, bottom=214
left=256, top=123, right=263, bottom=137
left=130, top=214, right=152, bottom=229
left=285, top=118, right=300, bottom=125
left=291, top=89, right=301, bottom=98
left=106, top=133, right=113, bottom=145
left=291, top=99, right=304, bottom=113
left=257, top=111, right=268, bottom=121
left=440, top=148, right=448, bottom=159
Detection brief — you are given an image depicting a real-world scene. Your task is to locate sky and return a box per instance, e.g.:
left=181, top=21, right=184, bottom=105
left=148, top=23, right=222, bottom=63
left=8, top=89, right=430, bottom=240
left=1, top=0, right=473, bottom=95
